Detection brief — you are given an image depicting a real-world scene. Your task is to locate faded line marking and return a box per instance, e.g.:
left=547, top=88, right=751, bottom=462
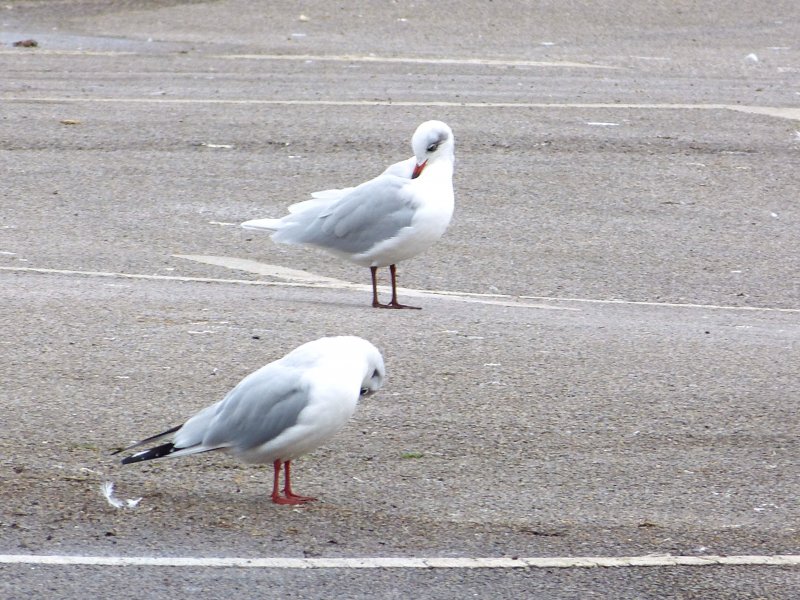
left=0, top=49, right=613, bottom=69
left=4, top=261, right=798, bottom=314
left=215, top=54, right=616, bottom=70
left=0, top=264, right=572, bottom=311
left=177, top=255, right=800, bottom=314
left=520, top=294, right=800, bottom=314
left=3, top=97, right=798, bottom=121
left=175, top=254, right=540, bottom=301
left=0, top=554, right=798, bottom=569
left=175, top=255, right=349, bottom=285
left=181, top=255, right=575, bottom=310
left=0, top=49, right=136, bottom=57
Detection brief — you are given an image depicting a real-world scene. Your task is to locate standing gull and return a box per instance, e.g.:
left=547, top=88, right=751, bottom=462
left=242, top=120, right=455, bottom=309
left=114, top=336, right=385, bottom=505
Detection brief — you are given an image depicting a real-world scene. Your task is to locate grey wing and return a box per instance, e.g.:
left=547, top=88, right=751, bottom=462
left=290, top=157, right=413, bottom=212
left=272, top=175, right=416, bottom=254
left=172, top=402, right=226, bottom=450
left=199, top=369, right=310, bottom=453
left=381, top=156, right=416, bottom=178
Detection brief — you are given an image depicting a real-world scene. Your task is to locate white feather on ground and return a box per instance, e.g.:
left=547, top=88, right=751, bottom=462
left=101, top=481, right=142, bottom=509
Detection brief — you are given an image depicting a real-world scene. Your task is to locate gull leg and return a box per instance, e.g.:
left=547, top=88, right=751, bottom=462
left=386, top=264, right=421, bottom=310
left=270, top=459, right=285, bottom=504
left=270, top=459, right=315, bottom=505
left=370, top=265, right=421, bottom=309
left=370, top=266, right=386, bottom=308
left=282, top=460, right=316, bottom=503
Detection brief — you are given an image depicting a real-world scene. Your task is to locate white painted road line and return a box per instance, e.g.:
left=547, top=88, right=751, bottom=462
left=172, top=254, right=574, bottom=310
left=0, top=264, right=573, bottom=311
left=2, top=97, right=800, bottom=121
left=1, top=554, right=798, bottom=569
left=3, top=263, right=799, bottom=314
left=0, top=50, right=613, bottom=69
left=174, top=255, right=355, bottom=286
left=519, top=294, right=800, bottom=313
left=176, top=254, right=800, bottom=314
left=215, top=54, right=616, bottom=70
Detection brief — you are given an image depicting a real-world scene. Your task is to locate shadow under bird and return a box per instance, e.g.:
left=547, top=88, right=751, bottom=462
left=242, top=120, right=455, bottom=309
left=114, top=336, right=385, bottom=505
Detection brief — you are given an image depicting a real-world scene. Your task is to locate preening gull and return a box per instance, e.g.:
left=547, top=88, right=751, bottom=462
left=242, top=120, right=455, bottom=309
left=114, top=336, right=385, bottom=505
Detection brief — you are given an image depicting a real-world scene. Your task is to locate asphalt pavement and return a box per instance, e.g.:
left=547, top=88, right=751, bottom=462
left=1, top=1, right=799, bottom=598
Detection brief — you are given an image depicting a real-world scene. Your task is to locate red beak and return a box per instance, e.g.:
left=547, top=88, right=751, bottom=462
left=411, top=160, right=427, bottom=179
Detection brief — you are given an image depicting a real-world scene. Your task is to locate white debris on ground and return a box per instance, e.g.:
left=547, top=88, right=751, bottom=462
left=101, top=481, right=142, bottom=509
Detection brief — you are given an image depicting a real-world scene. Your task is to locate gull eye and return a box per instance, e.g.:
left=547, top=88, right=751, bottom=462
left=360, top=387, right=369, bottom=396
left=426, top=142, right=440, bottom=153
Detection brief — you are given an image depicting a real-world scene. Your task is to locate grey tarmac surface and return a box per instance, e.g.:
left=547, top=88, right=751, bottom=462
left=1, top=1, right=799, bottom=598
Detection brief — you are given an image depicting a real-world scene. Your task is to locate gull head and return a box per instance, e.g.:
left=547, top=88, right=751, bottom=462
left=358, top=342, right=386, bottom=397
left=411, top=120, right=454, bottom=178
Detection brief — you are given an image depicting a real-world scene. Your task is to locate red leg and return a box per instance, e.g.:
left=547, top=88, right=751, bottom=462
left=282, top=461, right=316, bottom=503
left=371, top=265, right=421, bottom=309
left=386, top=264, right=421, bottom=310
left=270, top=459, right=316, bottom=505
left=370, top=266, right=385, bottom=308
left=270, top=459, right=285, bottom=504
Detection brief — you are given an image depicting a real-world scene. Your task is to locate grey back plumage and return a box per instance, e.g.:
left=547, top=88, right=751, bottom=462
left=272, top=175, right=416, bottom=255
left=174, top=366, right=310, bottom=453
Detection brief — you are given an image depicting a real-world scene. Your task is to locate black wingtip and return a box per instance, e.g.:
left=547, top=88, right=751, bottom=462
left=112, top=424, right=183, bottom=458
left=120, top=442, right=176, bottom=465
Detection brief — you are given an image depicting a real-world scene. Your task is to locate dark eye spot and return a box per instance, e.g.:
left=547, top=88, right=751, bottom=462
left=360, top=387, right=369, bottom=396
left=427, top=142, right=439, bottom=153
